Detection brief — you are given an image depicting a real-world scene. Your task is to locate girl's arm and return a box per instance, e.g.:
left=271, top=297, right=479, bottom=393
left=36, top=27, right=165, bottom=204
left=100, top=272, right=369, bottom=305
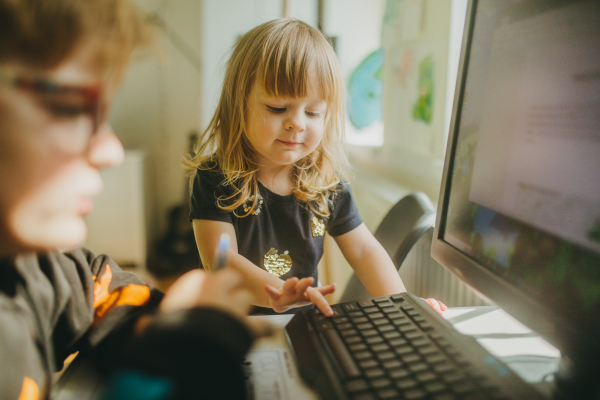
left=192, top=219, right=334, bottom=315
left=334, top=223, right=447, bottom=314
left=333, top=223, right=407, bottom=296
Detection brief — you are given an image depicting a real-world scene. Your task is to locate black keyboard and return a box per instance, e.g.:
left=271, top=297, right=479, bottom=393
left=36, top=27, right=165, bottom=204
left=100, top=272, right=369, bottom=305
left=285, top=293, right=546, bottom=400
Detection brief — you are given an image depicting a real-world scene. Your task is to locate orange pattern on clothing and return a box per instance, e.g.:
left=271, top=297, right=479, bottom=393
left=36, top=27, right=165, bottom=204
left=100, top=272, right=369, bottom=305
left=92, top=264, right=150, bottom=325
left=18, top=377, right=39, bottom=400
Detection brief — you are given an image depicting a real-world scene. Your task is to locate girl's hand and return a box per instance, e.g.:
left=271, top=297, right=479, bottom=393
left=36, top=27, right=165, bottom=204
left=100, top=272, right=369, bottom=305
left=264, top=277, right=336, bottom=316
left=424, top=298, right=448, bottom=315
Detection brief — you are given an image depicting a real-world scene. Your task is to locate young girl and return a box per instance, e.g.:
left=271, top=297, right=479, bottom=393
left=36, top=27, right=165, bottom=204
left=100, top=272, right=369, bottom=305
left=186, top=19, right=446, bottom=316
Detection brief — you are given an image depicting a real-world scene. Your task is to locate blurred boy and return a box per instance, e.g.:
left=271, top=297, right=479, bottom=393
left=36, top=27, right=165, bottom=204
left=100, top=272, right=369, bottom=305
left=0, top=0, right=268, bottom=398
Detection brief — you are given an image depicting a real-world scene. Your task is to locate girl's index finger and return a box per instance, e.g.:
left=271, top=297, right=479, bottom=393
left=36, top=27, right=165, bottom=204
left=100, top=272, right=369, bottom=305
left=306, top=287, right=333, bottom=317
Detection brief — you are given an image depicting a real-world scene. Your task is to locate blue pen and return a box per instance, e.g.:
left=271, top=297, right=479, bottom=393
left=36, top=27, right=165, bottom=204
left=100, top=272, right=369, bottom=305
left=214, top=233, right=230, bottom=271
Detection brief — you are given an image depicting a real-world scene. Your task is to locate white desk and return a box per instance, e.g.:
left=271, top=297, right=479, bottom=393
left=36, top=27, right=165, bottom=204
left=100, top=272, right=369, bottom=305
left=246, top=307, right=560, bottom=400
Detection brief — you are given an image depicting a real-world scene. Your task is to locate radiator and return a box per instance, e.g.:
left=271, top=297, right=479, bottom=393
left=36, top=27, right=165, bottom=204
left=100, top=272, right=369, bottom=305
left=399, top=229, right=490, bottom=307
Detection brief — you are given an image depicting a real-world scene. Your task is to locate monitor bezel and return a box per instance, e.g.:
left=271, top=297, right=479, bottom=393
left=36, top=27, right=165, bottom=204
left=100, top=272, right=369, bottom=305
left=431, top=0, right=598, bottom=361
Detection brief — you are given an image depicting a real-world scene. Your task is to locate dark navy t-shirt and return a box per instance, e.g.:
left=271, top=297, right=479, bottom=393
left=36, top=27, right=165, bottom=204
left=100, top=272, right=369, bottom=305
left=189, top=167, right=362, bottom=314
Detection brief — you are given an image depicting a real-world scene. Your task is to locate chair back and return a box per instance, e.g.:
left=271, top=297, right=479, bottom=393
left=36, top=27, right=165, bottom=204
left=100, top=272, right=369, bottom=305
left=338, top=192, right=436, bottom=303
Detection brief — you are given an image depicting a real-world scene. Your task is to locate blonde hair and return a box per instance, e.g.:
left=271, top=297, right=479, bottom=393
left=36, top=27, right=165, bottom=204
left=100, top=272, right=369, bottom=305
left=184, top=19, right=350, bottom=218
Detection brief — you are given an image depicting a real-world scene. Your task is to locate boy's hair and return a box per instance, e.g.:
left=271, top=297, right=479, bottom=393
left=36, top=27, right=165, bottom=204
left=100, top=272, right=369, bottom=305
left=0, top=0, right=153, bottom=88
left=185, top=19, right=350, bottom=218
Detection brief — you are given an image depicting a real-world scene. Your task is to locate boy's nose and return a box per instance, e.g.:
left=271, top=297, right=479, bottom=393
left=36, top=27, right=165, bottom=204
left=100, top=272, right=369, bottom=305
left=285, top=110, right=306, bottom=132
left=86, top=122, right=125, bottom=168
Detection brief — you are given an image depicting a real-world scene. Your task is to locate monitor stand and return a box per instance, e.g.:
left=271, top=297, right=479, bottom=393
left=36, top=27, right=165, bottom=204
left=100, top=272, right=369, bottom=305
left=552, top=354, right=600, bottom=399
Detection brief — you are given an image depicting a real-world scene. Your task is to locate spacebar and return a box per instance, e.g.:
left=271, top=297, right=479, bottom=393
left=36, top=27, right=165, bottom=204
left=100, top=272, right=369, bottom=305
left=322, top=329, right=361, bottom=378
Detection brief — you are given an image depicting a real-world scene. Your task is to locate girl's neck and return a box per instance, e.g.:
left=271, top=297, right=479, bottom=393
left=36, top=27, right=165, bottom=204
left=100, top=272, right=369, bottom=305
left=256, top=164, right=294, bottom=196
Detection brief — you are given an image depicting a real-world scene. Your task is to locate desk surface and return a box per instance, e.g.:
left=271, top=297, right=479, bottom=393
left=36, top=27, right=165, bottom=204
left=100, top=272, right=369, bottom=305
left=54, top=306, right=560, bottom=400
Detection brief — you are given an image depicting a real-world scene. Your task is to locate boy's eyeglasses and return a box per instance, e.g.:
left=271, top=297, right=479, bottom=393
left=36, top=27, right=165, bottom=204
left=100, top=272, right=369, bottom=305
left=0, top=69, right=107, bottom=153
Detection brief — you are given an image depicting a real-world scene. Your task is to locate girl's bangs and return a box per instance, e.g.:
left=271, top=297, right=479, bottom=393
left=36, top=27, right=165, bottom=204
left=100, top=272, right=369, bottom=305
left=257, top=29, right=337, bottom=103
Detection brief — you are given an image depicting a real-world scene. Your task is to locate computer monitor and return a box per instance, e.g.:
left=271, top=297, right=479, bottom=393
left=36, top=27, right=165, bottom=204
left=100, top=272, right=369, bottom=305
left=431, top=0, right=600, bottom=397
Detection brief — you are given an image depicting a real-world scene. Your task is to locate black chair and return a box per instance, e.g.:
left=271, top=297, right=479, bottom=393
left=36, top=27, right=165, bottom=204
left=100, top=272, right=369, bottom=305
left=338, top=192, right=436, bottom=303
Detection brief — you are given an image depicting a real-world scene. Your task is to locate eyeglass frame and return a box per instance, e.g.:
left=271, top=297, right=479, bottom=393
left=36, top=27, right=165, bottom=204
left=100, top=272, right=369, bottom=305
left=0, top=69, right=106, bottom=136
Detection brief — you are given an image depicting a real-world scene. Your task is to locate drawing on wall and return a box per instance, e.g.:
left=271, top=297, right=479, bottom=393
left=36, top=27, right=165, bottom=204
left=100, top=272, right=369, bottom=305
left=347, top=48, right=384, bottom=130
left=387, top=41, right=438, bottom=157
left=412, top=55, right=434, bottom=124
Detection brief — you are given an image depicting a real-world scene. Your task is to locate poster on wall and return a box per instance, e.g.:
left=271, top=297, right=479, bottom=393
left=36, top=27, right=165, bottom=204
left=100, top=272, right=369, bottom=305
left=388, top=41, right=439, bottom=157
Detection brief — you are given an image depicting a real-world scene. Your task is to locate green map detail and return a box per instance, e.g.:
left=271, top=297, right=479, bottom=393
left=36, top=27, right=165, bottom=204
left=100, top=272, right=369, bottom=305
left=412, top=55, right=434, bottom=124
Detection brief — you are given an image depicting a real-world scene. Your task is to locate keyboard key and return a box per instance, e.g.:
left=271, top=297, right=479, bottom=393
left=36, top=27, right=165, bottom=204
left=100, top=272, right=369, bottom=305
left=344, top=336, right=362, bottom=344
left=399, top=324, right=417, bottom=333
left=359, top=359, right=378, bottom=369
left=383, top=331, right=401, bottom=339
left=408, top=362, right=429, bottom=373
left=364, top=368, right=385, bottom=379
left=349, top=343, right=368, bottom=352
left=433, top=363, right=454, bottom=374
left=396, top=378, right=418, bottom=390
left=418, top=346, right=439, bottom=356
left=404, top=389, right=428, bottom=399
left=390, top=294, right=405, bottom=302
left=401, top=305, right=414, bottom=311
left=333, top=316, right=349, bottom=324
left=352, top=316, right=369, bottom=324
left=425, top=354, right=448, bottom=364
left=388, top=338, right=408, bottom=347
left=391, top=318, right=410, bottom=326
left=419, top=322, right=434, bottom=331
left=342, top=302, right=360, bottom=312
left=363, top=307, right=379, bottom=314
left=373, top=297, right=391, bottom=304
left=416, top=371, right=438, bottom=383
left=354, top=351, right=373, bottom=360
left=346, top=378, right=369, bottom=393
left=378, top=325, right=395, bottom=332
left=365, top=336, right=384, bottom=345
left=381, top=360, right=403, bottom=370
left=337, top=323, right=353, bottom=330
left=367, top=312, right=384, bottom=319
left=413, top=315, right=426, bottom=322
left=388, top=367, right=410, bottom=380
left=362, top=329, right=378, bottom=337
left=412, top=338, right=431, bottom=347
left=394, top=345, right=413, bottom=355
left=348, top=311, right=365, bottom=318
left=406, top=309, right=419, bottom=316
left=400, top=353, right=421, bottom=364
left=405, top=332, right=424, bottom=340
left=371, top=377, right=392, bottom=389
left=358, top=299, right=373, bottom=308
left=372, top=318, right=389, bottom=326
left=379, top=306, right=396, bottom=314
left=340, top=329, right=359, bottom=337
left=356, top=323, right=374, bottom=330
left=370, top=343, right=390, bottom=352
left=385, top=312, right=403, bottom=318
left=376, top=351, right=396, bottom=361
left=377, top=388, right=400, bottom=399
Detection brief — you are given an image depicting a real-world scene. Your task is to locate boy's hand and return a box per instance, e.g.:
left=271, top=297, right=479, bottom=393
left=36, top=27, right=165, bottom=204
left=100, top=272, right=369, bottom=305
left=424, top=298, right=448, bottom=315
left=264, top=277, right=336, bottom=317
left=158, top=269, right=274, bottom=338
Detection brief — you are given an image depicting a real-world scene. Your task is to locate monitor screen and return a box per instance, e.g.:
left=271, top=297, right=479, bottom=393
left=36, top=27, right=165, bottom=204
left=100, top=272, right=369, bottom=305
left=433, top=0, right=600, bottom=362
